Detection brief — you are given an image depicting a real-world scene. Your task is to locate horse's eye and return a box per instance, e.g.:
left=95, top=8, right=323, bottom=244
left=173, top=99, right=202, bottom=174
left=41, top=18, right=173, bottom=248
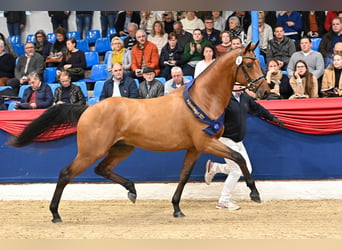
left=247, top=63, right=253, bottom=68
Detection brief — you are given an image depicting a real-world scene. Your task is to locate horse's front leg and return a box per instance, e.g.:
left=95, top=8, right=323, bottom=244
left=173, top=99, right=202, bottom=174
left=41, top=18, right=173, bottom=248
left=172, top=148, right=201, bottom=218
left=205, top=138, right=260, bottom=203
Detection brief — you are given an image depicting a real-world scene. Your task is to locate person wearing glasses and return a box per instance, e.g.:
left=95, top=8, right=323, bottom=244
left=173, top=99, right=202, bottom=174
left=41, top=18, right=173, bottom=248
left=6, top=42, right=44, bottom=95
left=201, top=16, right=221, bottom=46
left=34, top=30, right=52, bottom=60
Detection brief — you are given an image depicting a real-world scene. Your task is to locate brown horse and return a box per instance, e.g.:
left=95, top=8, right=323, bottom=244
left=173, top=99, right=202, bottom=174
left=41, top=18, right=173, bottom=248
left=9, top=43, right=270, bottom=223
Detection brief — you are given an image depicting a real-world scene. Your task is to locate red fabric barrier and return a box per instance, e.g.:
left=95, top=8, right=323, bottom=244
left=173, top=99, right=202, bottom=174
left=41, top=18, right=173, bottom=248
left=0, top=98, right=342, bottom=142
left=0, top=109, right=77, bottom=141
left=257, top=97, right=342, bottom=135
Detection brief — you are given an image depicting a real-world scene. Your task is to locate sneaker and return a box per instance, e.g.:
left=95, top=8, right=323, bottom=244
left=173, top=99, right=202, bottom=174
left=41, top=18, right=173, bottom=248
left=216, top=201, right=240, bottom=211
left=204, top=160, right=215, bottom=185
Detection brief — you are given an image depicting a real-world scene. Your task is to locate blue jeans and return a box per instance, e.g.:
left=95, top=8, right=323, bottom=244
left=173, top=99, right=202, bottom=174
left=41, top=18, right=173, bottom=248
left=76, top=14, right=93, bottom=39
left=324, top=55, right=333, bottom=68
left=100, top=12, right=117, bottom=37
left=7, top=22, right=21, bottom=36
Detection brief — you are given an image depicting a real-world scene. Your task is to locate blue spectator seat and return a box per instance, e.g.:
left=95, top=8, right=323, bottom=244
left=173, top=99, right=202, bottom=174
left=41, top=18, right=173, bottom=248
left=81, top=64, right=107, bottom=85
left=73, top=81, right=88, bottom=101
left=120, top=36, right=128, bottom=41
left=8, top=35, right=21, bottom=45
left=84, top=51, right=100, bottom=69
left=44, top=67, right=57, bottom=83
left=86, top=29, right=101, bottom=45
left=0, top=86, right=12, bottom=91
left=257, top=54, right=266, bottom=68
left=12, top=43, right=25, bottom=56
left=7, top=85, right=31, bottom=110
left=107, top=28, right=117, bottom=39
left=26, top=34, right=36, bottom=44
left=311, top=38, right=322, bottom=52
left=88, top=80, right=105, bottom=105
left=76, top=39, right=90, bottom=52
left=48, top=83, right=60, bottom=96
left=94, top=37, right=111, bottom=54
left=67, top=31, right=81, bottom=40
left=47, top=33, right=56, bottom=43
left=155, top=77, right=166, bottom=84
left=282, top=71, right=288, bottom=76
left=134, top=78, right=139, bottom=88
left=103, top=50, right=112, bottom=65
left=183, top=75, right=194, bottom=81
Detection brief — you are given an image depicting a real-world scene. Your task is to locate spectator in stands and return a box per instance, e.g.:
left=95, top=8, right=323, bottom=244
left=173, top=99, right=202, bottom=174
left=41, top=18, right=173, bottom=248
left=48, top=11, right=70, bottom=32
left=225, top=11, right=251, bottom=34
left=75, top=11, right=94, bottom=39
left=277, top=11, right=303, bottom=42
left=6, top=42, right=44, bottom=95
left=0, top=32, right=17, bottom=57
left=263, top=11, right=277, bottom=30
left=287, top=37, right=325, bottom=82
left=230, top=36, right=243, bottom=50
left=162, top=11, right=175, bottom=34
left=215, top=31, right=231, bottom=57
left=100, top=62, right=138, bottom=100
left=148, top=20, right=168, bottom=55
left=57, top=38, right=86, bottom=82
left=123, top=22, right=139, bottom=50
left=246, top=11, right=273, bottom=59
left=182, top=29, right=211, bottom=77
left=14, top=71, right=53, bottom=109
left=4, top=11, right=26, bottom=37
left=140, top=11, right=162, bottom=34
left=131, top=29, right=160, bottom=80
left=226, top=16, right=246, bottom=45
left=164, top=66, right=191, bottom=95
left=265, top=58, right=293, bottom=99
left=324, top=11, right=339, bottom=32
left=318, top=17, right=342, bottom=68
left=138, top=67, right=164, bottom=98
left=115, top=11, right=141, bottom=38
left=301, top=11, right=326, bottom=39
left=173, top=21, right=193, bottom=51
left=289, top=59, right=318, bottom=99
left=159, top=32, right=186, bottom=80
left=100, top=11, right=118, bottom=37
left=194, top=44, right=216, bottom=78
left=321, top=53, right=342, bottom=97
left=202, top=16, right=221, bottom=46
left=266, top=24, right=296, bottom=71
left=212, top=11, right=226, bottom=32
left=0, top=40, right=15, bottom=86
left=46, top=27, right=67, bottom=67
left=53, top=70, right=86, bottom=105
left=106, top=36, right=132, bottom=77
left=180, top=11, right=205, bottom=34
left=34, top=30, right=52, bottom=60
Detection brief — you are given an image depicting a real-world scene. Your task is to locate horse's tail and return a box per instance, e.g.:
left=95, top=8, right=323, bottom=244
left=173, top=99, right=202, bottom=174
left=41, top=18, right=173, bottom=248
left=8, top=104, right=88, bottom=147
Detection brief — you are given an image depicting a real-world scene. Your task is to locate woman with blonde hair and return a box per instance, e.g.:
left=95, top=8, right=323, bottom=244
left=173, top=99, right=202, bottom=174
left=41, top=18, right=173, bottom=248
left=148, top=20, right=168, bottom=55
left=321, top=53, right=342, bottom=97
left=106, top=36, right=132, bottom=77
left=289, top=59, right=318, bottom=99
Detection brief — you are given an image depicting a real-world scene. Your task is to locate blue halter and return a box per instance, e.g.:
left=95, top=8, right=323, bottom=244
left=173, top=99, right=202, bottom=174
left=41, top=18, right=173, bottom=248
left=183, top=80, right=224, bottom=136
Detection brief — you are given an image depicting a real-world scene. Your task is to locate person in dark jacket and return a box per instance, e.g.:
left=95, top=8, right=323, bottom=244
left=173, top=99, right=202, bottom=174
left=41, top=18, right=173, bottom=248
left=204, top=84, right=283, bottom=210
left=48, top=11, right=70, bottom=32
left=14, top=71, right=53, bottom=109
left=53, top=70, right=86, bottom=105
left=34, top=30, right=52, bottom=60
left=100, top=63, right=138, bottom=100
left=0, top=40, right=15, bottom=86
left=4, top=11, right=26, bottom=37
left=138, top=67, right=164, bottom=98
left=115, top=11, right=141, bottom=38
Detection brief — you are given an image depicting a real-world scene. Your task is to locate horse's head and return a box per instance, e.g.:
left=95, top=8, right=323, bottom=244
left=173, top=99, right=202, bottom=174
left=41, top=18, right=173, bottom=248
left=234, top=42, right=270, bottom=99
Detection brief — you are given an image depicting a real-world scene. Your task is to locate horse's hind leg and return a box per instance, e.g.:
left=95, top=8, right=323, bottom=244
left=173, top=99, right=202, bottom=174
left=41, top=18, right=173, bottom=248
left=94, top=143, right=137, bottom=203
left=50, top=155, right=97, bottom=223
left=172, top=148, right=201, bottom=218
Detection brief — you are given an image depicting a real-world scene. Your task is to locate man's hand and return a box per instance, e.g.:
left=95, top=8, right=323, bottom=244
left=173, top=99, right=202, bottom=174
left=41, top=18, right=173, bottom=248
left=272, top=117, right=284, bottom=128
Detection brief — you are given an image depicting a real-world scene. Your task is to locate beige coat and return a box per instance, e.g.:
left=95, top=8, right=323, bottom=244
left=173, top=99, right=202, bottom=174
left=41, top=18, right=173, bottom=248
left=289, top=75, right=318, bottom=99
left=321, top=67, right=342, bottom=96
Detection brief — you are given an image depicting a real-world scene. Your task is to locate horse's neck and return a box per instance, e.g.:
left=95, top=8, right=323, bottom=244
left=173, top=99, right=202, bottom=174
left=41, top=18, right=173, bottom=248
left=190, top=55, right=236, bottom=119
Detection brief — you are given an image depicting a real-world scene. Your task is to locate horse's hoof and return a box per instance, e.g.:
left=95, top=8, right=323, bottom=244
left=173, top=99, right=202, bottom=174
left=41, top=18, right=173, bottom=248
left=52, top=217, right=62, bottom=223
left=250, top=191, right=261, bottom=203
left=173, top=211, right=185, bottom=218
left=128, top=192, right=137, bottom=204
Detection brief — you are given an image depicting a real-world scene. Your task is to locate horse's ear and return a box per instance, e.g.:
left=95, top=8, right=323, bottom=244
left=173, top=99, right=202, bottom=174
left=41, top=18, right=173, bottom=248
left=254, top=40, right=260, bottom=50
left=245, top=42, right=252, bottom=52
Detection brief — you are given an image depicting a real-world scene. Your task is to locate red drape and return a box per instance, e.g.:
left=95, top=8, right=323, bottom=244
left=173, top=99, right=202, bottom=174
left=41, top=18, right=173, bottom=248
left=0, top=98, right=342, bottom=141
left=0, top=109, right=77, bottom=141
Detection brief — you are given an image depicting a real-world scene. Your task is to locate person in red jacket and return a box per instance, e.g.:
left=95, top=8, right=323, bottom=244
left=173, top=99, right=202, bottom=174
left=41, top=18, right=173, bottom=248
left=131, top=29, right=160, bottom=81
